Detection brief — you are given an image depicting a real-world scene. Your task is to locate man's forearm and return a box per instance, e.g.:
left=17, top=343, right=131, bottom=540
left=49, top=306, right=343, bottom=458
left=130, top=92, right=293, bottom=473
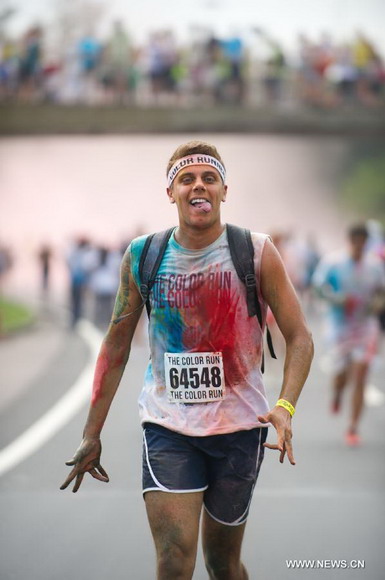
left=83, top=337, right=130, bottom=438
left=279, top=330, right=314, bottom=408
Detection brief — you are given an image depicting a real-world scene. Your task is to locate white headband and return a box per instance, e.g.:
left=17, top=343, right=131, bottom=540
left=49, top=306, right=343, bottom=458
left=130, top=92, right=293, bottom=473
left=167, top=154, right=226, bottom=187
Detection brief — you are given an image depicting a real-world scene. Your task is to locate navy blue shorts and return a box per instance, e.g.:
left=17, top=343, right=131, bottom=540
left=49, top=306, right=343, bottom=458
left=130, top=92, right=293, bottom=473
left=142, top=422, right=268, bottom=526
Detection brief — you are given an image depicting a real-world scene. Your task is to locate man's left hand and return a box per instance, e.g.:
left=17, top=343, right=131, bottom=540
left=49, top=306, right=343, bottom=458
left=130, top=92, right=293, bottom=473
left=258, top=407, right=295, bottom=465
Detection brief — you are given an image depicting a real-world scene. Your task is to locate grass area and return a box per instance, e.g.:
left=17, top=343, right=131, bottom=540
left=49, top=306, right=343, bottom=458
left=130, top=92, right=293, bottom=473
left=0, top=298, right=35, bottom=334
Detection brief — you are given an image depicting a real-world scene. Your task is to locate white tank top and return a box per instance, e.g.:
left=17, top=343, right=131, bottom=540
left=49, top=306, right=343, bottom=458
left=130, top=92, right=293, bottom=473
left=130, top=227, right=271, bottom=436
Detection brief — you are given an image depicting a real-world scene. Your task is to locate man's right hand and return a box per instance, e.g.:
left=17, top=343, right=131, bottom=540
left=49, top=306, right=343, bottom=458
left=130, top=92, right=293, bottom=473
left=60, top=437, right=109, bottom=493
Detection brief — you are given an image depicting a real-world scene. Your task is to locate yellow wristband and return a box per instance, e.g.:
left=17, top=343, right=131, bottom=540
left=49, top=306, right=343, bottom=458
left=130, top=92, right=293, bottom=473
left=276, top=399, right=296, bottom=417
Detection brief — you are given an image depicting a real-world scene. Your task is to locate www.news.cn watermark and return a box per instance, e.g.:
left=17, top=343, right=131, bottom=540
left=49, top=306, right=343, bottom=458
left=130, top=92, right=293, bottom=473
left=286, top=560, right=365, bottom=570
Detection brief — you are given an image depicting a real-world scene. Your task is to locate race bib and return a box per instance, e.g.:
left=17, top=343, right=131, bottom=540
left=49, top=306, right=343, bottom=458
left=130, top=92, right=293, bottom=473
left=164, top=352, right=225, bottom=403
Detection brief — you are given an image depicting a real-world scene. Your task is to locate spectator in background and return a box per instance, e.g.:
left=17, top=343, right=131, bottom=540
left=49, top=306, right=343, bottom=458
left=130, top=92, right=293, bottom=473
left=1, top=22, right=384, bottom=109
left=147, top=31, right=178, bottom=105
left=296, top=33, right=337, bottom=107
left=89, top=246, right=120, bottom=329
left=18, top=26, right=43, bottom=101
left=0, top=243, right=12, bottom=288
left=325, top=43, right=357, bottom=104
left=78, top=32, right=102, bottom=75
left=263, top=39, right=286, bottom=104
left=283, top=232, right=316, bottom=299
left=253, top=29, right=286, bottom=104
left=66, top=237, right=97, bottom=328
left=312, top=224, right=385, bottom=446
left=297, top=34, right=320, bottom=106
left=302, top=234, right=321, bottom=313
left=101, top=20, right=131, bottom=105
left=38, top=244, right=52, bottom=295
left=352, top=31, right=383, bottom=106
left=220, top=34, right=245, bottom=104
left=77, top=31, right=102, bottom=103
left=0, top=39, right=20, bottom=99
left=203, top=35, right=223, bottom=103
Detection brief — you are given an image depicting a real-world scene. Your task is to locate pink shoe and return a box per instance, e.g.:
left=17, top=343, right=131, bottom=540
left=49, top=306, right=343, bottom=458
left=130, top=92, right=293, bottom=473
left=345, top=431, right=361, bottom=447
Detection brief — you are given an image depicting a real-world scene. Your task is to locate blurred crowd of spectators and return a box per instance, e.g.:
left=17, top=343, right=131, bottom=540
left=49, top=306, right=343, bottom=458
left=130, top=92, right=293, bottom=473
left=65, top=236, right=124, bottom=328
left=0, top=21, right=384, bottom=108
left=40, top=220, right=385, bottom=332
left=61, top=229, right=144, bottom=329
left=2, top=218, right=385, bottom=333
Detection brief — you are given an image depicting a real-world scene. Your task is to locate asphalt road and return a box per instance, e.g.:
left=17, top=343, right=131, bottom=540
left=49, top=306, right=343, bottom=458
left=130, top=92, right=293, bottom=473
left=1, top=308, right=384, bottom=580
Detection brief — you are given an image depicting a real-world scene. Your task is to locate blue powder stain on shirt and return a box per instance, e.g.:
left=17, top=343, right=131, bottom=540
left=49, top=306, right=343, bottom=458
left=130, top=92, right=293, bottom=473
left=130, top=235, right=185, bottom=352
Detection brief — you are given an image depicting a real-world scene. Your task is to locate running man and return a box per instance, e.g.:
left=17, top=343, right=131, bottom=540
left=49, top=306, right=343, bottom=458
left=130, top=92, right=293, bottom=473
left=61, top=141, right=314, bottom=579
left=313, top=224, right=385, bottom=446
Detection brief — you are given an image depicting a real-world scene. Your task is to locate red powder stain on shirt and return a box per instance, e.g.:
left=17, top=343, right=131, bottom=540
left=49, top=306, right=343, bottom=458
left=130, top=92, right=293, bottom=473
left=182, top=282, right=260, bottom=386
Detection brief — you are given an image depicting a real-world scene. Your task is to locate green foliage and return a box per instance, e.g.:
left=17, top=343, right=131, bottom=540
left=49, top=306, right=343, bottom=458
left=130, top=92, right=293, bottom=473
left=342, top=155, right=385, bottom=224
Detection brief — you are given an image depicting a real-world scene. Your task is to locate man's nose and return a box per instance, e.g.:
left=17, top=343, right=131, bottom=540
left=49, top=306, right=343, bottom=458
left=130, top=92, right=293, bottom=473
left=193, top=177, right=206, bottom=190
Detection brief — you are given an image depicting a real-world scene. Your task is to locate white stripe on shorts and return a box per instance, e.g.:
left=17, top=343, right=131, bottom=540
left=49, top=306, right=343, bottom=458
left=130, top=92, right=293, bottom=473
left=142, top=428, right=208, bottom=495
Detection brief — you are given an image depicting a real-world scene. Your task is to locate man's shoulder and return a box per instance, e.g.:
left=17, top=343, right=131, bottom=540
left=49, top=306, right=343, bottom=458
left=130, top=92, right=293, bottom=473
left=127, top=233, right=151, bottom=264
left=250, top=230, right=270, bottom=240
left=226, top=226, right=270, bottom=255
left=227, top=225, right=268, bottom=238
left=249, top=231, right=271, bottom=253
left=131, top=233, right=150, bottom=247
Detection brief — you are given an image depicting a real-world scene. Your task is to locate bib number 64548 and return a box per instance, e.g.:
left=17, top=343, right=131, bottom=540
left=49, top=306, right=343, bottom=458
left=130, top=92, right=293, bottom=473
left=164, top=352, right=225, bottom=403
left=169, top=366, right=222, bottom=389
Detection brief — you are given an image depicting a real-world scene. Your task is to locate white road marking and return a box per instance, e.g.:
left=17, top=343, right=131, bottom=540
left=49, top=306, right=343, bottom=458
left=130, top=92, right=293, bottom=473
left=0, top=319, right=103, bottom=478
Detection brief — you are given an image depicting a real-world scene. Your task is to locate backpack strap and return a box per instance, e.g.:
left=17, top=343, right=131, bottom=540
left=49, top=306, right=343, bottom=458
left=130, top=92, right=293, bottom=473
left=226, top=224, right=277, bottom=370
left=138, top=227, right=175, bottom=317
left=226, top=224, right=263, bottom=324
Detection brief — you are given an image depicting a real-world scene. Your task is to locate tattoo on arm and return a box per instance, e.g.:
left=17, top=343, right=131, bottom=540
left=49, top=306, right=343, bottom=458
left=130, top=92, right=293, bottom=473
left=112, top=249, right=144, bottom=324
left=113, top=251, right=131, bottom=319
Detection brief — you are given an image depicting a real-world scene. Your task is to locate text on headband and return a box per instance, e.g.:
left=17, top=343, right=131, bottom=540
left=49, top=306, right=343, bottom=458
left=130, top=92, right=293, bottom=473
left=168, top=155, right=226, bottom=187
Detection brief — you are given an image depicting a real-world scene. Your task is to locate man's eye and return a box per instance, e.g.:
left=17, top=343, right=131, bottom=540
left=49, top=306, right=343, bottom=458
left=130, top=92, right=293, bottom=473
left=205, top=176, right=215, bottom=183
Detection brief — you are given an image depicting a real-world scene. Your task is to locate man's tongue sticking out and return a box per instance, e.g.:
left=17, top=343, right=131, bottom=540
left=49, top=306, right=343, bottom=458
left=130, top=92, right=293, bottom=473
left=192, top=200, right=212, bottom=213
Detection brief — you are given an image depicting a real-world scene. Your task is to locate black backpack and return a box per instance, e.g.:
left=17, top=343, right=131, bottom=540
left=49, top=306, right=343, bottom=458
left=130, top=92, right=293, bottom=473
left=138, top=223, right=276, bottom=371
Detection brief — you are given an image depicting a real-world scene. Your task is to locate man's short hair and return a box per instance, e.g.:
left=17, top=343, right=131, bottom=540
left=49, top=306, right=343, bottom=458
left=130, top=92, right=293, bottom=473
left=167, top=141, right=225, bottom=176
left=348, top=223, right=369, bottom=240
